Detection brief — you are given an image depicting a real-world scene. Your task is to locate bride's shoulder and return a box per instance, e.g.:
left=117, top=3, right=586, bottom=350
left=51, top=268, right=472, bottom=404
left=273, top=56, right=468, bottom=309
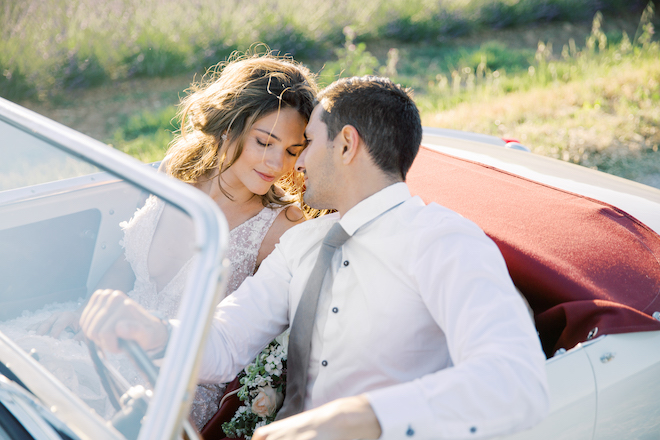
left=280, top=203, right=305, bottom=225
left=266, top=203, right=305, bottom=240
left=270, top=186, right=305, bottom=226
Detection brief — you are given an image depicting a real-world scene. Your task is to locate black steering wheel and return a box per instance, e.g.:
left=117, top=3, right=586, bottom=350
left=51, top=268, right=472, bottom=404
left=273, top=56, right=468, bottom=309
left=86, top=338, right=159, bottom=439
left=87, top=336, right=199, bottom=439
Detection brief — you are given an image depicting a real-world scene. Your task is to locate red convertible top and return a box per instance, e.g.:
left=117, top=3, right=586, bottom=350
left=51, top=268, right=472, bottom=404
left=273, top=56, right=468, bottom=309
left=407, top=146, right=660, bottom=357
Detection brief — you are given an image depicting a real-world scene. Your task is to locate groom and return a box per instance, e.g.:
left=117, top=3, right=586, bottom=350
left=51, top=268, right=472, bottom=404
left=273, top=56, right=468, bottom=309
left=82, top=76, right=549, bottom=439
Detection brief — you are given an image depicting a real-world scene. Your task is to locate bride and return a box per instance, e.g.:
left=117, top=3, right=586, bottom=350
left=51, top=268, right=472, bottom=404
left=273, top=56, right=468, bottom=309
left=24, top=52, right=319, bottom=429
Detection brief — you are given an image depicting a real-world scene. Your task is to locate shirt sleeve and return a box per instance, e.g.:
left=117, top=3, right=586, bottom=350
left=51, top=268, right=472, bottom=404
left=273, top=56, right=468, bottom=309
left=197, top=242, right=292, bottom=383
left=366, top=214, right=550, bottom=439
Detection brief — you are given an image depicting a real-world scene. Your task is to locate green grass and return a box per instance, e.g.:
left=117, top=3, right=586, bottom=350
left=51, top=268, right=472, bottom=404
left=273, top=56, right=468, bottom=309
left=0, top=0, right=647, bottom=102
left=108, top=106, right=179, bottom=163
left=417, top=9, right=660, bottom=184
left=422, top=53, right=660, bottom=177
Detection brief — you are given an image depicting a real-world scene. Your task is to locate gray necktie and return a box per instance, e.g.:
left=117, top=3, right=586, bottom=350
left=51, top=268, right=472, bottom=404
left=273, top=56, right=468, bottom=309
left=277, top=222, right=350, bottom=419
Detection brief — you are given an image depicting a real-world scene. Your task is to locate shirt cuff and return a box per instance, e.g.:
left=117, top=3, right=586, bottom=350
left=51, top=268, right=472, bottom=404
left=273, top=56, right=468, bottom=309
left=366, top=378, right=496, bottom=440
left=366, top=380, right=437, bottom=440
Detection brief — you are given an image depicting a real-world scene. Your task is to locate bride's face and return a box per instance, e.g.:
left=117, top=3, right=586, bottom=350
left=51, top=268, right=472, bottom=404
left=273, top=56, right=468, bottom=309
left=222, top=107, right=307, bottom=198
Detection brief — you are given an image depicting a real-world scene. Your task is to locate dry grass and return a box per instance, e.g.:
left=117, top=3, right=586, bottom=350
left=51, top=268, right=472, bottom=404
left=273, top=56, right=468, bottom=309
left=423, top=55, right=660, bottom=185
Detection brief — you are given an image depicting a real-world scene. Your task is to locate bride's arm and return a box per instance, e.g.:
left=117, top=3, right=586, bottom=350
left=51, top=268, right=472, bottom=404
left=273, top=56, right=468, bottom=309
left=95, top=253, right=137, bottom=293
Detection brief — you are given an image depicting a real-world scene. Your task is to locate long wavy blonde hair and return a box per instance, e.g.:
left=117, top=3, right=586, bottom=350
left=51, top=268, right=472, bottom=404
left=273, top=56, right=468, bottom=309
left=166, top=52, right=318, bottom=215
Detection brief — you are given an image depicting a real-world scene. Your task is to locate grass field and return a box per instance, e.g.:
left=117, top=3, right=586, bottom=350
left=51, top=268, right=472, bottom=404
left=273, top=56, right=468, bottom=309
left=4, top=1, right=659, bottom=187
left=1, top=0, right=644, bottom=100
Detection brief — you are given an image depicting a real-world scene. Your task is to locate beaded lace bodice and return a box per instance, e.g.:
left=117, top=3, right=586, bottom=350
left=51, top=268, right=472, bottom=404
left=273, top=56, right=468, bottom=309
left=225, top=202, right=287, bottom=294
left=120, top=194, right=286, bottom=315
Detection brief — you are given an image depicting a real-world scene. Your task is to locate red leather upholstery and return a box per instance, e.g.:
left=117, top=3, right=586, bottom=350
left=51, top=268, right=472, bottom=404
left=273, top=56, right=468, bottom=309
left=407, top=146, right=660, bottom=356
left=200, top=376, right=244, bottom=440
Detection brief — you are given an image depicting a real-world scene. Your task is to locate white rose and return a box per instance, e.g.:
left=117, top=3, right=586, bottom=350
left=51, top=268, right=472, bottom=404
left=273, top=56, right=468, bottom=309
left=251, top=386, right=284, bottom=417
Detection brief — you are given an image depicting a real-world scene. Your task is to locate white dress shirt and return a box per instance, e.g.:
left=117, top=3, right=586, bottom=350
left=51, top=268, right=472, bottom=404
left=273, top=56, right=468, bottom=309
left=199, top=182, right=549, bottom=439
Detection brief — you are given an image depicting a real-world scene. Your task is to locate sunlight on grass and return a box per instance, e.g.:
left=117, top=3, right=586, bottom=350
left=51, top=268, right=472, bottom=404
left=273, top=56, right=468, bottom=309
left=111, top=131, right=172, bottom=163
left=103, top=5, right=659, bottom=185
left=5, top=1, right=658, bottom=186
left=423, top=57, right=660, bottom=183
left=110, top=106, right=178, bottom=163
left=0, top=0, right=641, bottom=101
left=420, top=7, right=660, bottom=184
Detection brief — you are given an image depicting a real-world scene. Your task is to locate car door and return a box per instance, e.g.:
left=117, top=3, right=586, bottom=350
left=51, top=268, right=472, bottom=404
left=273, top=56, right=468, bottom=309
left=584, top=332, right=660, bottom=439
left=500, top=344, right=597, bottom=440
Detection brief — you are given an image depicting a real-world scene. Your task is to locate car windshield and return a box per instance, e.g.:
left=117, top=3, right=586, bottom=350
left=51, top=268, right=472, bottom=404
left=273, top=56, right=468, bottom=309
left=0, top=116, right=199, bottom=439
left=0, top=123, right=99, bottom=191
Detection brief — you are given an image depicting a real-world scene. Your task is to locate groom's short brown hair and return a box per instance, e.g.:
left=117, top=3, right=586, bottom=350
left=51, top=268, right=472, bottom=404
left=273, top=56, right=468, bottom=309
left=316, top=76, right=422, bottom=180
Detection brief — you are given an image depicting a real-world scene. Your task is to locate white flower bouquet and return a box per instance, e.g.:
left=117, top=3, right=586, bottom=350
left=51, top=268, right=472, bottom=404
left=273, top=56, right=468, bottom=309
left=222, top=330, right=289, bottom=439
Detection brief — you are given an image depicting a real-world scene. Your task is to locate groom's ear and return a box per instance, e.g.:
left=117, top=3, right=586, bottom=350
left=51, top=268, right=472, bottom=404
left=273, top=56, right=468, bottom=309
left=338, top=124, right=360, bottom=165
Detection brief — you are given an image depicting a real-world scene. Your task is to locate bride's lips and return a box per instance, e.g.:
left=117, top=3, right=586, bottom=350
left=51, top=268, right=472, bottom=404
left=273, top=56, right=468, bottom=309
left=255, top=170, right=276, bottom=182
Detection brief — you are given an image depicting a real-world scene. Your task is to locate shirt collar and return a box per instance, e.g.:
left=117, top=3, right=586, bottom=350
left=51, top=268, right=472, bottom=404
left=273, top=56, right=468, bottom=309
left=339, top=182, right=411, bottom=236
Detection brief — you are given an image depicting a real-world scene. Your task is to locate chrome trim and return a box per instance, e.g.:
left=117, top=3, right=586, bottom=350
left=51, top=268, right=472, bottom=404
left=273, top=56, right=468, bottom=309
left=423, top=127, right=507, bottom=147
left=504, top=141, right=531, bottom=152
left=0, top=375, right=80, bottom=440
left=0, top=97, right=230, bottom=440
left=0, top=169, right=121, bottom=205
left=0, top=332, right=118, bottom=440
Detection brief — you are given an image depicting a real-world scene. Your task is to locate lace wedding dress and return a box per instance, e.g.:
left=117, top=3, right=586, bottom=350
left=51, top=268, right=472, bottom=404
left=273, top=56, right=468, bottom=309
left=0, top=194, right=286, bottom=427
left=120, top=195, right=287, bottom=429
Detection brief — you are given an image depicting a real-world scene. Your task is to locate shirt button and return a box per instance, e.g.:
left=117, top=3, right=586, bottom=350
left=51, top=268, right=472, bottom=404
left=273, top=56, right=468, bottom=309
left=343, top=260, right=349, bottom=267
left=406, top=426, right=414, bottom=436
left=321, top=360, right=328, bottom=367
left=332, top=307, right=339, bottom=313
left=470, top=427, right=477, bottom=434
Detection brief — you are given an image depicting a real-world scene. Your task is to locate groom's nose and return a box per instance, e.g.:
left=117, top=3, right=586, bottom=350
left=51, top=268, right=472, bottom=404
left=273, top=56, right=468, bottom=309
left=295, top=148, right=307, bottom=173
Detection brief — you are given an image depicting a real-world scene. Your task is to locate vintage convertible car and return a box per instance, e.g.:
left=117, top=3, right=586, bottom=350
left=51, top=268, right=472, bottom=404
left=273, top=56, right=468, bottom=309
left=0, top=96, right=659, bottom=439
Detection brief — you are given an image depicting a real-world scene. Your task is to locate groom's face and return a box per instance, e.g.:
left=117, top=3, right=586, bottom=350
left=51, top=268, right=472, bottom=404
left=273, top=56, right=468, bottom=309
left=296, top=105, right=339, bottom=210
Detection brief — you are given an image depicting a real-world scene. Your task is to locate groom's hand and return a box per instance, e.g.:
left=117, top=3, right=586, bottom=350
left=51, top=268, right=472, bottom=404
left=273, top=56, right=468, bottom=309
left=80, top=289, right=168, bottom=353
left=252, top=395, right=381, bottom=440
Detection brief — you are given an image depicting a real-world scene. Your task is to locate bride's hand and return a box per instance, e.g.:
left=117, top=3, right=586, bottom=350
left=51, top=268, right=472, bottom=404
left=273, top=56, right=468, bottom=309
left=29, top=309, right=83, bottom=338
left=80, top=289, right=169, bottom=354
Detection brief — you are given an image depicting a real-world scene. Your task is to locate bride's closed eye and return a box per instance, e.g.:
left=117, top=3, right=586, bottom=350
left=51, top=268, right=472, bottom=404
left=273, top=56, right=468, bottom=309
left=257, top=136, right=301, bottom=157
left=256, top=138, right=273, bottom=148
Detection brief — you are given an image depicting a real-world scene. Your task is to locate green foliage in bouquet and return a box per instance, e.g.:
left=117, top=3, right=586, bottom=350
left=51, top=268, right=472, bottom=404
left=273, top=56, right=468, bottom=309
left=222, top=332, right=288, bottom=439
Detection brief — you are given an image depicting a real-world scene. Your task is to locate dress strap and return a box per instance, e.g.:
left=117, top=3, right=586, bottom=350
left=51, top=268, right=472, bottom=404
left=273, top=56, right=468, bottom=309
left=225, top=204, right=289, bottom=294
left=255, top=204, right=288, bottom=238
left=120, top=195, right=165, bottom=287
